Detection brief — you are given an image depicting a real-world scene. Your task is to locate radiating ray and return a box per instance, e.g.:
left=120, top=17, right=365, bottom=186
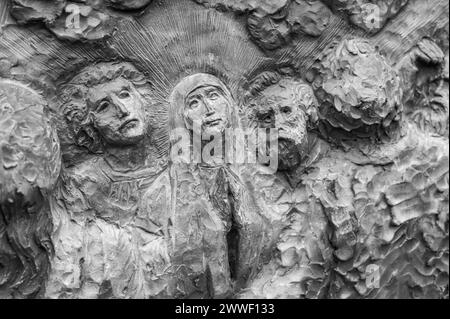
left=0, top=25, right=114, bottom=95
left=372, top=0, right=449, bottom=62
left=276, top=14, right=364, bottom=72
left=0, top=0, right=11, bottom=29
left=109, top=0, right=272, bottom=101
left=270, top=0, right=448, bottom=73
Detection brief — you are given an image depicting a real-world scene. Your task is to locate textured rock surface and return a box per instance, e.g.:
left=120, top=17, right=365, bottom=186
left=8, top=0, right=154, bottom=41
left=0, top=0, right=448, bottom=299
left=248, top=0, right=333, bottom=50
left=323, top=0, right=410, bottom=34
left=312, top=38, right=403, bottom=137
left=193, top=0, right=288, bottom=14
left=0, top=79, right=60, bottom=298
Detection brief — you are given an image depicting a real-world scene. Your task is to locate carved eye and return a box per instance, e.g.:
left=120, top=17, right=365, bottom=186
left=208, top=91, right=220, bottom=100
left=281, top=106, right=292, bottom=114
left=96, top=101, right=110, bottom=113
left=259, top=113, right=272, bottom=123
left=119, top=90, right=131, bottom=99
left=189, top=100, right=200, bottom=109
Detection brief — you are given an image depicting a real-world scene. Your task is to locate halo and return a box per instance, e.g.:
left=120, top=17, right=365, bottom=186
left=109, top=0, right=273, bottom=102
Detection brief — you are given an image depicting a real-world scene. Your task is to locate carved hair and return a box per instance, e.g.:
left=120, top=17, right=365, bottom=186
left=59, top=62, right=149, bottom=154
left=244, top=76, right=319, bottom=130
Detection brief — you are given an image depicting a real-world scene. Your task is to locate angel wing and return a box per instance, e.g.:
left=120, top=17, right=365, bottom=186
left=0, top=79, right=61, bottom=298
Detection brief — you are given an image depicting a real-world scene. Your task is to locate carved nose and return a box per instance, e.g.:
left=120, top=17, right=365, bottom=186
left=112, top=95, right=130, bottom=118
left=204, top=103, right=213, bottom=114
left=205, top=110, right=215, bottom=117
left=118, top=104, right=130, bottom=118
left=275, top=114, right=284, bottom=128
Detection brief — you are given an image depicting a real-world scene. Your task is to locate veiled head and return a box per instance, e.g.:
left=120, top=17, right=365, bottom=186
left=170, top=74, right=237, bottom=137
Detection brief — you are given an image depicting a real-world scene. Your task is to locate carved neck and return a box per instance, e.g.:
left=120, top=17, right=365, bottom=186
left=281, top=133, right=327, bottom=188
left=102, top=138, right=151, bottom=171
left=283, top=165, right=304, bottom=188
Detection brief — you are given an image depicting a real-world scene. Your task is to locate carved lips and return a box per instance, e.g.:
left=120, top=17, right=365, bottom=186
left=119, top=118, right=140, bottom=132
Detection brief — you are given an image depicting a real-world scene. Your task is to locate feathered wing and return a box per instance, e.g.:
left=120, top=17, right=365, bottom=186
left=0, top=79, right=61, bottom=298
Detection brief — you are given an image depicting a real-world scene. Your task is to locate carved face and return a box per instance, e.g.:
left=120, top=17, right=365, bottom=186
left=254, top=87, right=308, bottom=170
left=183, top=85, right=230, bottom=136
left=411, top=74, right=449, bottom=135
left=88, top=78, right=147, bottom=146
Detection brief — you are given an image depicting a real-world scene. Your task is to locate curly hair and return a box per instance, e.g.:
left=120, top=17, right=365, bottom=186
left=58, top=61, right=150, bottom=154
left=244, top=76, right=319, bottom=130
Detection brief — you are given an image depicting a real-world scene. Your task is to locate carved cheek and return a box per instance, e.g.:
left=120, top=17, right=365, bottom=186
left=131, top=95, right=145, bottom=117
left=124, top=100, right=138, bottom=117
left=92, top=112, right=109, bottom=131
left=223, top=102, right=233, bottom=124
left=292, top=112, right=305, bottom=127
left=184, top=109, right=198, bottom=126
left=94, top=112, right=119, bottom=137
left=216, top=101, right=229, bottom=119
left=275, top=113, right=286, bottom=128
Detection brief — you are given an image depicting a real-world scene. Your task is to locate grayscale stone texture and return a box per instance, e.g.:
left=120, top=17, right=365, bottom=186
left=0, top=0, right=448, bottom=299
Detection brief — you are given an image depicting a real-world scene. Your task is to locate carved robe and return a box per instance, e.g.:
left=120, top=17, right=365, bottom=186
left=141, top=163, right=268, bottom=298
left=46, top=157, right=170, bottom=299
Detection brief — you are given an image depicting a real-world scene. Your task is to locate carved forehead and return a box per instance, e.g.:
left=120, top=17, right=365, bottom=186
left=69, top=62, right=145, bottom=88
left=186, top=85, right=225, bottom=99
left=261, top=85, right=297, bottom=103
left=256, top=80, right=314, bottom=107
left=87, top=78, right=134, bottom=101
left=170, top=73, right=234, bottom=112
left=172, top=74, right=230, bottom=97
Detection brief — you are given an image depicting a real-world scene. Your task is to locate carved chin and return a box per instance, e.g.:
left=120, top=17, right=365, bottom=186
left=121, top=134, right=146, bottom=145
left=202, top=122, right=227, bottom=136
left=105, top=129, right=146, bottom=146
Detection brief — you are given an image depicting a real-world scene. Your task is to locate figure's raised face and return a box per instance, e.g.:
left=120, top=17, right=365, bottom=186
left=184, top=85, right=230, bottom=136
left=88, top=78, right=147, bottom=146
left=256, top=91, right=307, bottom=141
left=411, top=69, right=449, bottom=135
left=254, top=85, right=309, bottom=170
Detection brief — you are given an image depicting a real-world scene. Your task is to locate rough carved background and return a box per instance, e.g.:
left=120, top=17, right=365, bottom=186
left=0, top=0, right=448, bottom=299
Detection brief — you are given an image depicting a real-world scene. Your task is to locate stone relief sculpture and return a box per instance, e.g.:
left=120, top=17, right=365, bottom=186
left=0, top=79, right=60, bottom=298
left=239, top=77, right=332, bottom=298
left=46, top=61, right=169, bottom=298
left=312, top=38, right=403, bottom=140
left=322, top=0, right=410, bottom=34
left=399, top=38, right=449, bottom=136
left=0, top=0, right=448, bottom=299
left=160, top=73, right=268, bottom=298
left=9, top=0, right=154, bottom=41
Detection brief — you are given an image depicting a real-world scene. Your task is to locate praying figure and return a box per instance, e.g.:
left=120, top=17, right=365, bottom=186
left=142, top=73, right=269, bottom=298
